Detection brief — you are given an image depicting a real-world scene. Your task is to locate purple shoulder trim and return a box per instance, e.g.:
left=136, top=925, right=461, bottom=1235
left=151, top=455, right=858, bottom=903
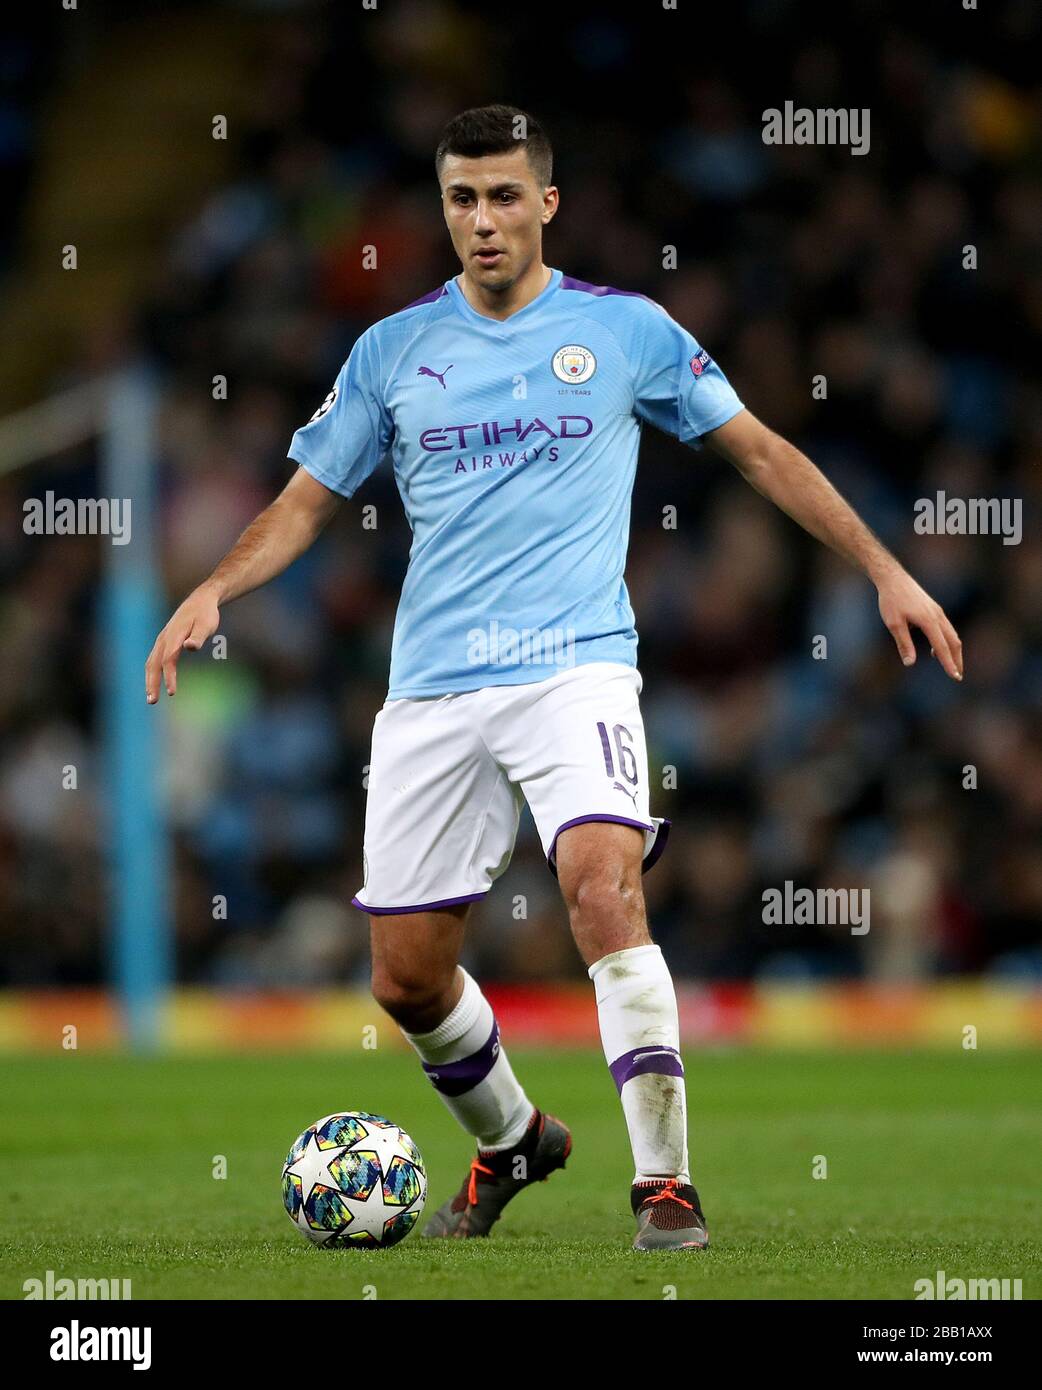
left=401, top=284, right=449, bottom=310
left=559, top=275, right=655, bottom=303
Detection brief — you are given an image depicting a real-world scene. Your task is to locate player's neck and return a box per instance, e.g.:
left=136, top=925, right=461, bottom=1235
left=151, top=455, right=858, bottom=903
left=456, top=261, right=553, bottom=322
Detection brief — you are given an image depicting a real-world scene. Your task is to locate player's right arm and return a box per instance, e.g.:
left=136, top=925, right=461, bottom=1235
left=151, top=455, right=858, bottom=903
left=145, top=467, right=340, bottom=702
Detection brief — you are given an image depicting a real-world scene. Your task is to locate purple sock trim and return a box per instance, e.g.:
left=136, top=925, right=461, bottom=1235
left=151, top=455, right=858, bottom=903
left=546, top=814, right=669, bottom=879
left=609, top=1044, right=684, bottom=1094
left=350, top=891, right=486, bottom=916
left=421, top=1020, right=501, bottom=1097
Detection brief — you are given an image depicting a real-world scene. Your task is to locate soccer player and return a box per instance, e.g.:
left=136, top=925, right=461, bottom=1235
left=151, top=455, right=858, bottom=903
left=146, top=105, right=964, bottom=1251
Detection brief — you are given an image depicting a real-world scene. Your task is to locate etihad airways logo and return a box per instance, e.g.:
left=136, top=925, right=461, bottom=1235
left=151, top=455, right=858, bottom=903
left=419, top=416, right=592, bottom=451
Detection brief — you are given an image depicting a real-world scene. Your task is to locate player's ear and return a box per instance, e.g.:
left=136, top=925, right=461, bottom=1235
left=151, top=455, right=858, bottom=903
left=541, top=185, right=559, bottom=224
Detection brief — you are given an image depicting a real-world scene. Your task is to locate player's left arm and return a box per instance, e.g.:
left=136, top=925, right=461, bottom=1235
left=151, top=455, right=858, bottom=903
left=704, top=408, right=964, bottom=681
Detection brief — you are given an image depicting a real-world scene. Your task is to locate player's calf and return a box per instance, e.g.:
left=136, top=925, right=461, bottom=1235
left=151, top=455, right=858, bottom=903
left=556, top=824, right=708, bottom=1250
left=396, top=965, right=534, bottom=1145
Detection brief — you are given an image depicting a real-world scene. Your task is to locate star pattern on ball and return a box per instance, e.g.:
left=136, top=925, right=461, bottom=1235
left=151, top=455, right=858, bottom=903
left=282, top=1112, right=427, bottom=1248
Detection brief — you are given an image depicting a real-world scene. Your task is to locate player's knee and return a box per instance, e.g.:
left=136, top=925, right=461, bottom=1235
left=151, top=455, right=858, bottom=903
left=563, top=865, right=643, bottom=927
left=563, top=867, right=650, bottom=963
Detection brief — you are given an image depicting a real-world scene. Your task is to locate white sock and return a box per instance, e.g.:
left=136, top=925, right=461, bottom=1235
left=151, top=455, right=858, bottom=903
left=589, top=943, right=690, bottom=1184
left=402, top=967, right=534, bottom=1152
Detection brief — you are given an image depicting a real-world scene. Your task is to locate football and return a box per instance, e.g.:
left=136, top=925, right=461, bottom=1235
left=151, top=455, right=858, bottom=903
left=281, top=1111, right=427, bottom=1248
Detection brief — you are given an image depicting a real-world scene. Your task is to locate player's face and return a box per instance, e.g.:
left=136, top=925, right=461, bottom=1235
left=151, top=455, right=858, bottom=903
left=439, top=147, right=558, bottom=292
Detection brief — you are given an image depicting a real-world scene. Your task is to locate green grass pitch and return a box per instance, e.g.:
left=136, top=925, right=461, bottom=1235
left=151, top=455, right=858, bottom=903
left=1, top=1048, right=1039, bottom=1300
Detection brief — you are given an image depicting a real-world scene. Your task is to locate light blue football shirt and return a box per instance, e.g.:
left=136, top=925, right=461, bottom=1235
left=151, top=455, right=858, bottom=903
left=287, top=268, right=744, bottom=697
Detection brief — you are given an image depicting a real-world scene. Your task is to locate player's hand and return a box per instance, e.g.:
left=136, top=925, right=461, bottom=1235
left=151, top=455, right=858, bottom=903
left=145, top=585, right=221, bottom=702
left=876, top=569, right=963, bottom=681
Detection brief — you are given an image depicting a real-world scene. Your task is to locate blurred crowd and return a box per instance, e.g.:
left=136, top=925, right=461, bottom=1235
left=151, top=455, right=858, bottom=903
left=1, top=1, right=1040, bottom=988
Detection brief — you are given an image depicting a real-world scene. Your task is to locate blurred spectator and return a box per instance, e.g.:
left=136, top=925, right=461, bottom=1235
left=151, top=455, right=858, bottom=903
left=0, top=2, right=1039, bottom=986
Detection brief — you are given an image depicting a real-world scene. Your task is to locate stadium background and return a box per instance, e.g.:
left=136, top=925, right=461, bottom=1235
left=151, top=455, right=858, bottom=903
left=0, top=0, right=1039, bottom=1051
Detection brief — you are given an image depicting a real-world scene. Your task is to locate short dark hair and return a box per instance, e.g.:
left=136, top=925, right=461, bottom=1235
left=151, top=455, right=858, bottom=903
left=435, top=104, right=553, bottom=186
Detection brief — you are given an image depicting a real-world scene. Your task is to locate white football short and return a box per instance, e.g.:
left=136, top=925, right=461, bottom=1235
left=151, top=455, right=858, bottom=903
left=352, top=661, right=670, bottom=914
